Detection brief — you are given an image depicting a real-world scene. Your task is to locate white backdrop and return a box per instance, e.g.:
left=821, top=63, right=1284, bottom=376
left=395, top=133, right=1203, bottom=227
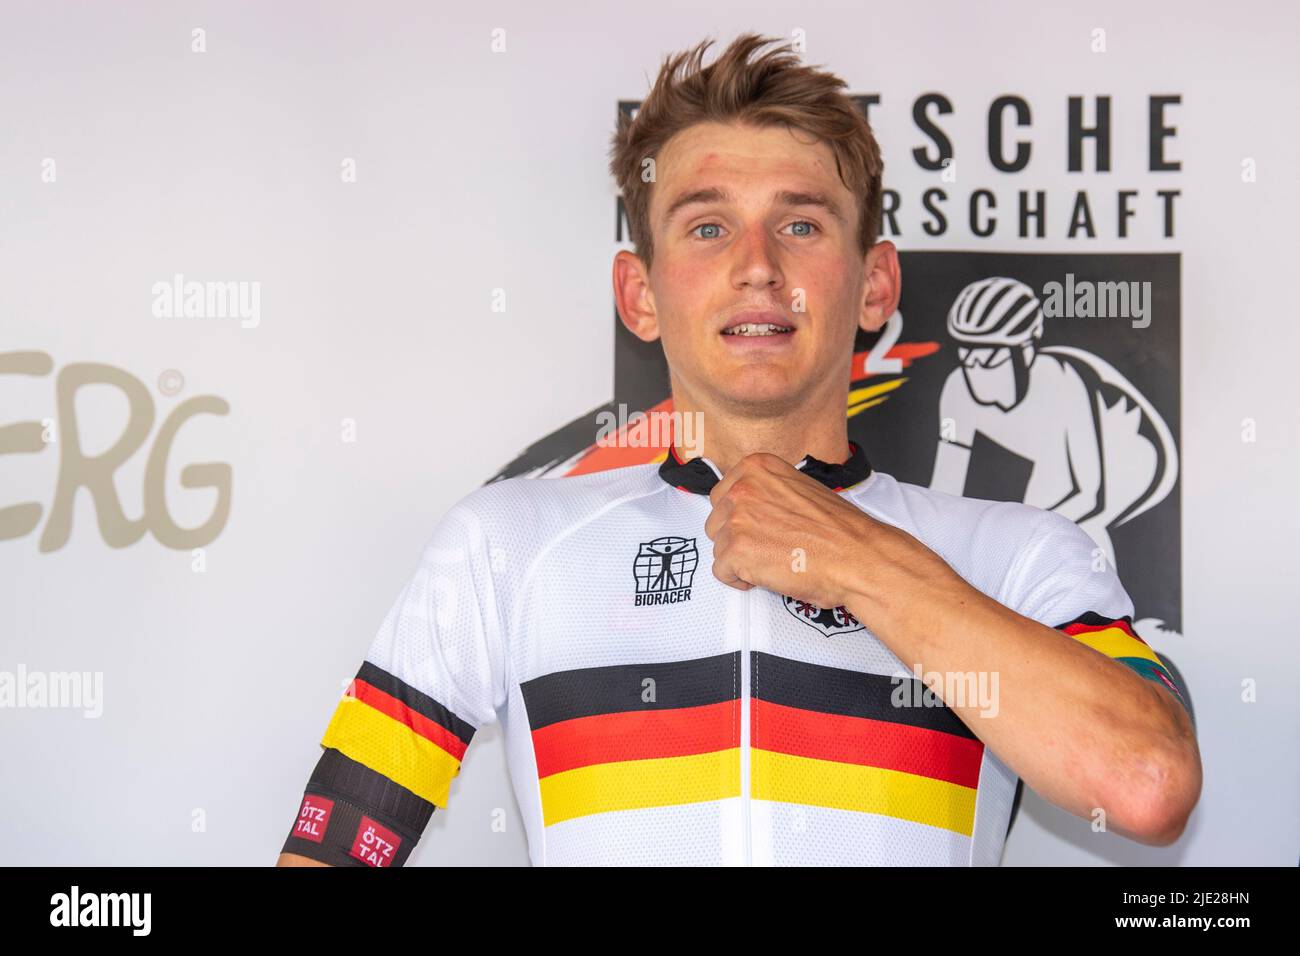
left=1, top=0, right=1296, bottom=865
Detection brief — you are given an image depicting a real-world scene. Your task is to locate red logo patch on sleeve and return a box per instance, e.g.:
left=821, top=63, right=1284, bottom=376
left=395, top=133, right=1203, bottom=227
left=349, top=815, right=402, bottom=867
left=294, top=794, right=334, bottom=843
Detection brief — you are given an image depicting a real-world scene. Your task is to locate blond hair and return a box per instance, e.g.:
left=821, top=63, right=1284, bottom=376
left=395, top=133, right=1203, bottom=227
left=608, top=32, right=885, bottom=272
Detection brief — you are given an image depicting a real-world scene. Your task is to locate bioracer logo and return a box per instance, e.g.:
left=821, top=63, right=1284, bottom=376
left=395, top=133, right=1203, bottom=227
left=633, top=536, right=698, bottom=606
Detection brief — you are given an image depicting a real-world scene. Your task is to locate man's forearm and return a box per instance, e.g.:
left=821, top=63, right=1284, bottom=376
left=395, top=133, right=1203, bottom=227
left=842, top=546, right=1200, bottom=843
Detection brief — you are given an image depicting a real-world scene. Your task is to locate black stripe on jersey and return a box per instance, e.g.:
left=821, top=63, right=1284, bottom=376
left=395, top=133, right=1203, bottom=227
left=1051, top=610, right=1136, bottom=630
left=355, top=660, right=476, bottom=746
left=752, top=651, right=978, bottom=739
left=519, top=651, right=740, bottom=730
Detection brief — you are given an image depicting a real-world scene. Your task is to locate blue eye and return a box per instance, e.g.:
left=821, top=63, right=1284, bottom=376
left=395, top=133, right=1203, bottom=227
left=691, top=220, right=819, bottom=240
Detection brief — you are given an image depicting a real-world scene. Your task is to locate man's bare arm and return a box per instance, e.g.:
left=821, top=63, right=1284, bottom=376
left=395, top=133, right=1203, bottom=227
left=843, top=555, right=1201, bottom=844
left=276, top=851, right=332, bottom=867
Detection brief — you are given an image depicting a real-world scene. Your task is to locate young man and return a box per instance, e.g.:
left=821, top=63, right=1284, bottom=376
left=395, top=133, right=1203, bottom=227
left=278, top=33, right=1200, bottom=867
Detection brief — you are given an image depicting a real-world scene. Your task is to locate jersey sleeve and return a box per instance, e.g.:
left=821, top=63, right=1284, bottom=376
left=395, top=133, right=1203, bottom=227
left=281, top=501, right=507, bottom=867
left=1005, top=511, right=1188, bottom=712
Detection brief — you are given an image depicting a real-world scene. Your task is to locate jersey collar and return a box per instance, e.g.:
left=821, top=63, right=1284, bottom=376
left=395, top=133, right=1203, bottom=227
left=658, top=440, right=873, bottom=495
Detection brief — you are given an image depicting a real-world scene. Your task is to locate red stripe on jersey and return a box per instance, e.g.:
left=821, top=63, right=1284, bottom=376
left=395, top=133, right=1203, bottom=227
left=532, top=698, right=740, bottom=778
left=350, top=678, right=469, bottom=761
left=751, top=698, right=985, bottom=789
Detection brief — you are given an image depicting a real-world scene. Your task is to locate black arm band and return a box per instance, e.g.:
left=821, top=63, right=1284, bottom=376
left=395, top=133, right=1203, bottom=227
left=281, top=748, right=435, bottom=867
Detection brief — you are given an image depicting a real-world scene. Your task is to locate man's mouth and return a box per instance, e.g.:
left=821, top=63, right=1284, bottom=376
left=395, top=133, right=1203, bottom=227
left=721, top=322, right=794, bottom=337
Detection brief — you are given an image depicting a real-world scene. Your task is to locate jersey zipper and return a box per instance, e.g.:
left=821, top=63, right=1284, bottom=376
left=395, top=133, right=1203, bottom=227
left=740, top=587, right=752, bottom=866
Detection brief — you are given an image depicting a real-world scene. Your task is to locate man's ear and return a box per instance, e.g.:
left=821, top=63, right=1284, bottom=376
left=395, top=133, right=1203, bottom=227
left=858, top=240, right=902, bottom=334
left=613, top=249, right=661, bottom=343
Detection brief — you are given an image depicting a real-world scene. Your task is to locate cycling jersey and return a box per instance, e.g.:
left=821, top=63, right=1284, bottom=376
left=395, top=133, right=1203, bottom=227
left=281, top=441, right=1186, bottom=867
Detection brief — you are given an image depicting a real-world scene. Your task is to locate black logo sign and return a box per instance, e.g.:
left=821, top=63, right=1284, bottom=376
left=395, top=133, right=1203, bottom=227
left=633, top=536, right=698, bottom=606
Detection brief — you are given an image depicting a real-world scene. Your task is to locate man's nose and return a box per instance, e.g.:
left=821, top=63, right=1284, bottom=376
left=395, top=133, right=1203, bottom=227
left=732, top=225, right=784, bottom=288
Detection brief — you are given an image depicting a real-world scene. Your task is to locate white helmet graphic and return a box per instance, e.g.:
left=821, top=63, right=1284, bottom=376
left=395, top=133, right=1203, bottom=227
left=947, top=276, right=1044, bottom=347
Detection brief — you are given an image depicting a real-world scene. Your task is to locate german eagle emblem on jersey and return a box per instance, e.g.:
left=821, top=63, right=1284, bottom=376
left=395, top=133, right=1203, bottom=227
left=781, top=595, right=865, bottom=636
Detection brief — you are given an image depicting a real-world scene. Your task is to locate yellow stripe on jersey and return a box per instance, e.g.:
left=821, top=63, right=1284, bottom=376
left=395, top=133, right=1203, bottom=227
left=1065, top=624, right=1163, bottom=665
left=539, top=748, right=741, bottom=827
left=752, top=749, right=978, bottom=836
left=321, top=696, right=464, bottom=808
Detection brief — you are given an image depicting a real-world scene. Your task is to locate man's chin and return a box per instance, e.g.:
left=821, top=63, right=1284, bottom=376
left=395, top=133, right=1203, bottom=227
left=710, top=382, right=806, bottom=418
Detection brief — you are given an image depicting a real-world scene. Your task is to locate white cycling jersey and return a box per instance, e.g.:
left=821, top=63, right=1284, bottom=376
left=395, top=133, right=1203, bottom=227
left=282, top=441, right=1185, bottom=866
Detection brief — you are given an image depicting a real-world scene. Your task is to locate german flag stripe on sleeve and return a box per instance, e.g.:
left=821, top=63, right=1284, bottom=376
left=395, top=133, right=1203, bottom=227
left=319, top=660, right=478, bottom=808
left=750, top=652, right=984, bottom=836
left=520, top=653, right=742, bottom=827
left=1055, top=611, right=1188, bottom=707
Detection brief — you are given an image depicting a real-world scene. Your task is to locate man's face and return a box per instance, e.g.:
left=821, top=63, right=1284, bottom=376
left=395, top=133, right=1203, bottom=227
left=636, top=121, right=877, bottom=417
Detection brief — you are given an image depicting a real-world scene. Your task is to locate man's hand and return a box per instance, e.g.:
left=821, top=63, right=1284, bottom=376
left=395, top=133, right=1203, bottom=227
left=703, top=451, right=960, bottom=623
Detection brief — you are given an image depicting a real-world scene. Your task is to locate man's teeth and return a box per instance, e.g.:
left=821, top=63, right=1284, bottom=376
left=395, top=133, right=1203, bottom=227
left=723, top=323, right=793, bottom=336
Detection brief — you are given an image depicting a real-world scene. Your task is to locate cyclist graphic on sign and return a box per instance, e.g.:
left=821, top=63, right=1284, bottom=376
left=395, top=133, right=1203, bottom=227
left=929, top=276, right=1178, bottom=573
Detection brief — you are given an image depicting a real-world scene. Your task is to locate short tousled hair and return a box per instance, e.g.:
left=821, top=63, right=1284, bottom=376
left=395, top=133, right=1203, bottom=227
left=608, top=32, right=884, bottom=273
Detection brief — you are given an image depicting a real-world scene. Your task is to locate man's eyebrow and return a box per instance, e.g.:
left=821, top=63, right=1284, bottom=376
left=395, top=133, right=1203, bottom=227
left=777, top=190, right=846, bottom=223
left=662, top=186, right=846, bottom=224
left=663, top=186, right=733, bottom=224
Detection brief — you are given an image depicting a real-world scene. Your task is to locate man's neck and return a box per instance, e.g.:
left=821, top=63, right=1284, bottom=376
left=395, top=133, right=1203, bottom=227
left=669, top=395, right=852, bottom=474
